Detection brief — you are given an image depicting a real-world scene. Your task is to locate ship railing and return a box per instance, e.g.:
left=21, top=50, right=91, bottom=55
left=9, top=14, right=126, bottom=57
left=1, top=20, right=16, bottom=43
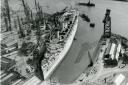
left=63, top=14, right=77, bottom=41
left=42, top=50, right=62, bottom=72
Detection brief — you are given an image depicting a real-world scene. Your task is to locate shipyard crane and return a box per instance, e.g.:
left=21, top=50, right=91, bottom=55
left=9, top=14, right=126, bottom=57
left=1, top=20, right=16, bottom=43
left=21, top=0, right=31, bottom=22
left=17, top=15, right=25, bottom=38
left=21, top=0, right=34, bottom=35
left=35, top=0, right=38, bottom=14
left=103, top=9, right=111, bottom=38
left=2, top=7, right=9, bottom=31
left=3, top=0, right=12, bottom=31
left=35, top=0, right=44, bottom=22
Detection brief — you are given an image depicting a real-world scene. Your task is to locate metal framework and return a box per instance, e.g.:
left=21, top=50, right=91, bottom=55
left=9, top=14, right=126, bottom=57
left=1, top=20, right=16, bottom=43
left=103, top=9, right=111, bottom=38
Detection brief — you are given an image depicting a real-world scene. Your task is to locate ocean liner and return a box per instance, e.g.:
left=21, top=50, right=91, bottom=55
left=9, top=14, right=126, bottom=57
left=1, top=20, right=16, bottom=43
left=41, top=9, right=79, bottom=80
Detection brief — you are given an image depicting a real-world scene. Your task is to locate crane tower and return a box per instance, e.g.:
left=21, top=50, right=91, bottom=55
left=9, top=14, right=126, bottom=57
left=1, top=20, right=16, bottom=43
left=103, top=9, right=111, bottom=38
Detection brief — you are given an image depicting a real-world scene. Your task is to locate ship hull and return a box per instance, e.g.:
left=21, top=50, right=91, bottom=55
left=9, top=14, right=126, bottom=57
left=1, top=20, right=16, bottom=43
left=43, top=14, right=79, bottom=80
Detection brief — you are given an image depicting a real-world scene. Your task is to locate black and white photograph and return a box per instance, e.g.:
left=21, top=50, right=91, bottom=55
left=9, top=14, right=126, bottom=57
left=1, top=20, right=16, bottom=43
left=0, top=0, right=128, bottom=85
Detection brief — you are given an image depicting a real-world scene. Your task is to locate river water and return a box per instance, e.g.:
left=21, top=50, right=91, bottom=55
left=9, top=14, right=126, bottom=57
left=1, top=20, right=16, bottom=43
left=9, top=0, right=128, bottom=84
left=50, top=0, right=128, bottom=84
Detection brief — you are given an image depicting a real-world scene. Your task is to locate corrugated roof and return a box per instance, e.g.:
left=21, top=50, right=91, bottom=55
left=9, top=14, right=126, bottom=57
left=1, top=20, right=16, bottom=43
left=114, top=74, right=125, bottom=85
